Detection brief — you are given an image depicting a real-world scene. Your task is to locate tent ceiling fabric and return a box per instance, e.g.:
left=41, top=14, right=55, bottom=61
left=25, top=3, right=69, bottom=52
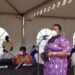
left=0, top=0, right=16, bottom=13
left=9, top=0, right=46, bottom=13
left=41, top=0, right=75, bottom=18
left=0, top=0, right=54, bottom=15
left=0, top=0, right=74, bottom=18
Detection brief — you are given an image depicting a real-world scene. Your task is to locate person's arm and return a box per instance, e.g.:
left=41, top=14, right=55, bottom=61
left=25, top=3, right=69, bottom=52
left=34, top=53, right=38, bottom=63
left=2, top=41, right=8, bottom=53
left=47, top=51, right=70, bottom=58
left=2, top=41, right=5, bottom=48
left=10, top=47, right=13, bottom=51
left=10, top=42, right=13, bottom=51
left=47, top=37, right=71, bottom=58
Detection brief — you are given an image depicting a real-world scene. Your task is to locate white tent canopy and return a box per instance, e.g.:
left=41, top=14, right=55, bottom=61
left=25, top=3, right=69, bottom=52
left=27, top=0, right=74, bottom=19
left=0, top=0, right=53, bottom=16
left=0, top=0, right=74, bottom=55
left=0, top=0, right=74, bottom=19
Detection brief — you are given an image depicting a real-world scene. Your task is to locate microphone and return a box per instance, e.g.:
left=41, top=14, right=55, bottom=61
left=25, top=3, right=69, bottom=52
left=43, top=30, right=57, bottom=40
left=42, top=35, right=49, bottom=40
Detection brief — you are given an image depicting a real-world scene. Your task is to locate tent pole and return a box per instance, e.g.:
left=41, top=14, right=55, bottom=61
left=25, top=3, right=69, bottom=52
left=21, top=15, right=25, bottom=46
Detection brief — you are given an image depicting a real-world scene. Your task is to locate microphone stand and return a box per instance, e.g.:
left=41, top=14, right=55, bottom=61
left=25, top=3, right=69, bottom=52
left=37, top=35, right=47, bottom=75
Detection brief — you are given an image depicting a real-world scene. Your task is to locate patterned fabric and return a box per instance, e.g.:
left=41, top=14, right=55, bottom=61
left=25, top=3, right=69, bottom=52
left=44, top=35, right=71, bottom=75
left=13, top=53, right=32, bottom=64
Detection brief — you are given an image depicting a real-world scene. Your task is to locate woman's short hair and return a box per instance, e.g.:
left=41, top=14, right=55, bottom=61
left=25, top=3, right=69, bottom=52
left=53, top=24, right=62, bottom=31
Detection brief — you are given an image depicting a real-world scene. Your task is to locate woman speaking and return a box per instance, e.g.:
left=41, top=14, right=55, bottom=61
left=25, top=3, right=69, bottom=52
left=41, top=24, right=71, bottom=75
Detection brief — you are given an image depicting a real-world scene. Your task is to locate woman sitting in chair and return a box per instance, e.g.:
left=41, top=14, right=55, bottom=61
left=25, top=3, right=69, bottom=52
left=13, top=46, right=32, bottom=65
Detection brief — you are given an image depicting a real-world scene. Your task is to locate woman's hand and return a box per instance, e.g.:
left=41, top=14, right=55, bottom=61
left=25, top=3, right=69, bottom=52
left=47, top=52, right=53, bottom=57
left=40, top=52, right=48, bottom=61
left=47, top=51, right=69, bottom=58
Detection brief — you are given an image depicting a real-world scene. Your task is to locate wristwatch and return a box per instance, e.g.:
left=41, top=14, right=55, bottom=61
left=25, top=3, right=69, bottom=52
left=53, top=52, right=56, bottom=55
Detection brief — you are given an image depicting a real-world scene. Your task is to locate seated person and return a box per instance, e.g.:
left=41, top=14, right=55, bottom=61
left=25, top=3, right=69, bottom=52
left=13, top=46, right=32, bottom=65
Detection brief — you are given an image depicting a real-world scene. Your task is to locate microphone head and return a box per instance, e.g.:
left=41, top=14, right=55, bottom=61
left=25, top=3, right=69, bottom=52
left=43, top=35, right=49, bottom=40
